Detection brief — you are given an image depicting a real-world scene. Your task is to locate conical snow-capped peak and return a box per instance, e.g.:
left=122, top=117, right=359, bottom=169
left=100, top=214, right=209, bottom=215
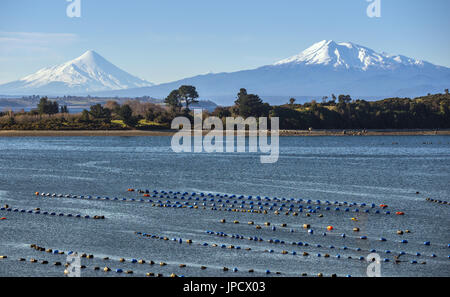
left=274, top=40, right=426, bottom=70
left=2, top=50, right=153, bottom=95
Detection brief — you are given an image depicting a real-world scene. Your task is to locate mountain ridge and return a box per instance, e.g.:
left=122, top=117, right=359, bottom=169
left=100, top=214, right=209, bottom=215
left=0, top=50, right=153, bottom=95
left=1, top=41, right=449, bottom=105
left=93, top=40, right=450, bottom=105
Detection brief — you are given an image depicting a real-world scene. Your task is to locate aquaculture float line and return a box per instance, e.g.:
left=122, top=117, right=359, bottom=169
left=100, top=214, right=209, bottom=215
left=425, top=198, right=449, bottom=205
left=134, top=231, right=432, bottom=268
left=28, top=243, right=266, bottom=277
left=0, top=204, right=105, bottom=220
left=204, top=230, right=441, bottom=261
left=216, top=219, right=445, bottom=250
left=131, top=189, right=393, bottom=210
left=9, top=254, right=186, bottom=277
left=134, top=232, right=350, bottom=276
left=37, top=190, right=404, bottom=215
left=34, top=191, right=402, bottom=217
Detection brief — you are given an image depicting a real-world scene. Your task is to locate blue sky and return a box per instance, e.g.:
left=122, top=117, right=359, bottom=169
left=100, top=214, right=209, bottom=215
left=1, top=0, right=449, bottom=84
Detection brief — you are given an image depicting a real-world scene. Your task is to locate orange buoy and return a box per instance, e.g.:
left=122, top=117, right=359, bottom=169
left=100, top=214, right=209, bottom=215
left=35, top=192, right=39, bottom=196
left=327, top=226, right=334, bottom=231
left=396, top=212, right=405, bottom=216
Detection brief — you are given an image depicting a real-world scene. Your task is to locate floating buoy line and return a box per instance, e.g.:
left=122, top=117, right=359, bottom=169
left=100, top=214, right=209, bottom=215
left=0, top=205, right=105, bottom=220
left=215, top=219, right=446, bottom=250
left=30, top=191, right=446, bottom=249
left=134, top=232, right=360, bottom=275
left=25, top=243, right=303, bottom=277
left=33, top=190, right=407, bottom=218
left=1, top=253, right=184, bottom=277
left=22, top=190, right=448, bottom=277
left=425, top=198, right=449, bottom=205
left=203, top=229, right=442, bottom=260
left=134, top=231, right=435, bottom=266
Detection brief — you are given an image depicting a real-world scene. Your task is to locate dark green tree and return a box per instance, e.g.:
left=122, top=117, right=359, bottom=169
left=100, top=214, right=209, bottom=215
left=60, top=105, right=69, bottom=113
left=37, top=97, right=59, bottom=115
left=89, top=104, right=111, bottom=120
left=118, top=105, right=137, bottom=127
left=289, top=98, right=296, bottom=106
left=338, top=95, right=352, bottom=104
left=164, top=90, right=182, bottom=112
left=178, top=85, right=199, bottom=111
left=234, top=88, right=271, bottom=118
left=80, top=110, right=91, bottom=123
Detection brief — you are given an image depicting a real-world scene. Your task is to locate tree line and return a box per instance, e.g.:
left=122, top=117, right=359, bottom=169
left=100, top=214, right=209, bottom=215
left=1, top=86, right=449, bottom=130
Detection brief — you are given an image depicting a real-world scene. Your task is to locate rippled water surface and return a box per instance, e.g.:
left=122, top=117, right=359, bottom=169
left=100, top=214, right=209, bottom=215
left=0, top=136, right=449, bottom=277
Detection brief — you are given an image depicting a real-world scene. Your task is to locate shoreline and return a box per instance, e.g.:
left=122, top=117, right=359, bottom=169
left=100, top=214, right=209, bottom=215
left=0, top=129, right=450, bottom=137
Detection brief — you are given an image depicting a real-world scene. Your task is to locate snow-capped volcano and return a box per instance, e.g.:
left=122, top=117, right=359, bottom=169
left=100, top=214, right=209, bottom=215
left=0, top=50, right=153, bottom=95
left=94, top=40, right=449, bottom=105
left=274, top=40, right=426, bottom=70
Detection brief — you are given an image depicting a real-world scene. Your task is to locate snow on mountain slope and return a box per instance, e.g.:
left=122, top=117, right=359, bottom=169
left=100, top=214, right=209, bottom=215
left=0, top=50, right=153, bottom=95
left=2, top=41, right=449, bottom=104
left=93, top=40, right=450, bottom=105
left=274, top=40, right=427, bottom=70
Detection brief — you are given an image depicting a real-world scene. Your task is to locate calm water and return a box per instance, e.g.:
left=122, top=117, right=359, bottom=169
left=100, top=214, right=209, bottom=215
left=0, top=136, right=449, bottom=277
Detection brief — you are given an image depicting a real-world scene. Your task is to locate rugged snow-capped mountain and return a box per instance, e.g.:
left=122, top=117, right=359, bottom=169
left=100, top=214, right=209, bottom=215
left=94, top=40, right=450, bottom=105
left=0, top=50, right=153, bottom=95
left=274, top=40, right=427, bottom=70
